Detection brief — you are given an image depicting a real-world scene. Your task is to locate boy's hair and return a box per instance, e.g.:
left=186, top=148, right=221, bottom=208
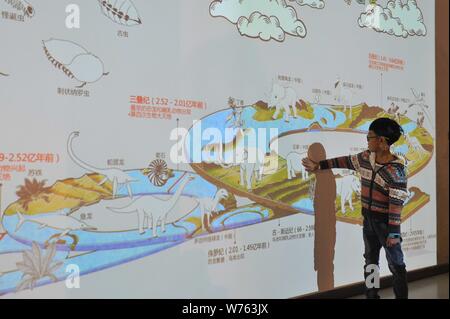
left=369, top=118, right=404, bottom=146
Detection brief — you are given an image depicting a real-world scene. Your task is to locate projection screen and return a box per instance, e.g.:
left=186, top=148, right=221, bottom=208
left=0, top=0, right=436, bottom=298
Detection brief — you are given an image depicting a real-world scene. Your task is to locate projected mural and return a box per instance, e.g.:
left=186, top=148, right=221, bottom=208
left=0, top=0, right=436, bottom=298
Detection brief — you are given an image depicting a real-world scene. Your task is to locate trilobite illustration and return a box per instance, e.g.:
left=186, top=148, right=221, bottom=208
left=98, top=0, right=142, bottom=26
left=43, top=38, right=109, bottom=88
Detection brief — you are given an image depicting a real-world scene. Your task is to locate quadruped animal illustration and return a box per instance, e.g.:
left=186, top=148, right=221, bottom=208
left=286, top=152, right=309, bottom=180
left=268, top=82, right=299, bottom=122
left=237, top=149, right=266, bottom=191
left=336, top=173, right=361, bottom=214
left=43, top=39, right=109, bottom=88
left=107, top=174, right=196, bottom=237
left=198, top=188, right=229, bottom=231
left=67, top=131, right=137, bottom=199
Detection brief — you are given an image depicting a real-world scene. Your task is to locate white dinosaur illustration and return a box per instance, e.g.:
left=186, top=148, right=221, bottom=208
left=15, top=210, right=97, bottom=238
left=107, top=174, right=195, bottom=237
left=336, top=173, right=361, bottom=214
left=286, top=151, right=309, bottom=180
left=198, top=188, right=228, bottom=230
left=68, top=131, right=137, bottom=199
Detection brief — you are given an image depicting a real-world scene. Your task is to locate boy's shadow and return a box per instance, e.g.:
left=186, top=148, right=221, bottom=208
left=309, top=143, right=337, bottom=292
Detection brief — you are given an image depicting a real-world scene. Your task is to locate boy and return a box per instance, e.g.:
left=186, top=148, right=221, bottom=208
left=302, top=118, right=409, bottom=299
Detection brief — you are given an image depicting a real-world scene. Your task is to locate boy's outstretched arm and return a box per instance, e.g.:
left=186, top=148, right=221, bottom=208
left=302, top=151, right=368, bottom=172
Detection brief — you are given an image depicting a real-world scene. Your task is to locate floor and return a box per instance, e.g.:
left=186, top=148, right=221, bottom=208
left=350, top=272, right=449, bottom=299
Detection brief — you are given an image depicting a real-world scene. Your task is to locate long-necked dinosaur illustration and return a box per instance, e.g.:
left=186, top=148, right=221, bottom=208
left=67, top=131, right=137, bottom=199
left=107, top=174, right=196, bottom=237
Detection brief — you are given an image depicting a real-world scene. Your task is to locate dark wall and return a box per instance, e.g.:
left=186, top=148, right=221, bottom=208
left=436, top=0, right=449, bottom=265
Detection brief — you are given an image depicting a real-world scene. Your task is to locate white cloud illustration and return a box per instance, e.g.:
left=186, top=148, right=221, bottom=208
left=387, top=0, right=427, bottom=36
left=238, top=12, right=286, bottom=42
left=210, top=0, right=307, bottom=41
left=289, top=0, right=325, bottom=9
left=358, top=3, right=407, bottom=37
left=358, top=0, right=427, bottom=38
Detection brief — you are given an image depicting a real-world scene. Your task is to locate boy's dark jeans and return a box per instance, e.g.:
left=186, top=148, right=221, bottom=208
left=362, top=211, right=408, bottom=299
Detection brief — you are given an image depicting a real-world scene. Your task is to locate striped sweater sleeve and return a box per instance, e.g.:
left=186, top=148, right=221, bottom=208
left=318, top=151, right=365, bottom=172
left=386, top=164, right=409, bottom=234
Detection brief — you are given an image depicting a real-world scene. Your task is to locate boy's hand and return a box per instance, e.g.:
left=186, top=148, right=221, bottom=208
left=302, top=157, right=319, bottom=172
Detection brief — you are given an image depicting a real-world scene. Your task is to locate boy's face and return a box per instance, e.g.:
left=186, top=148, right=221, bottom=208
left=367, top=130, right=382, bottom=152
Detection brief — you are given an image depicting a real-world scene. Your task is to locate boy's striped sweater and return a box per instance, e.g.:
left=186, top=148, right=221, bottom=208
left=318, top=150, right=408, bottom=235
